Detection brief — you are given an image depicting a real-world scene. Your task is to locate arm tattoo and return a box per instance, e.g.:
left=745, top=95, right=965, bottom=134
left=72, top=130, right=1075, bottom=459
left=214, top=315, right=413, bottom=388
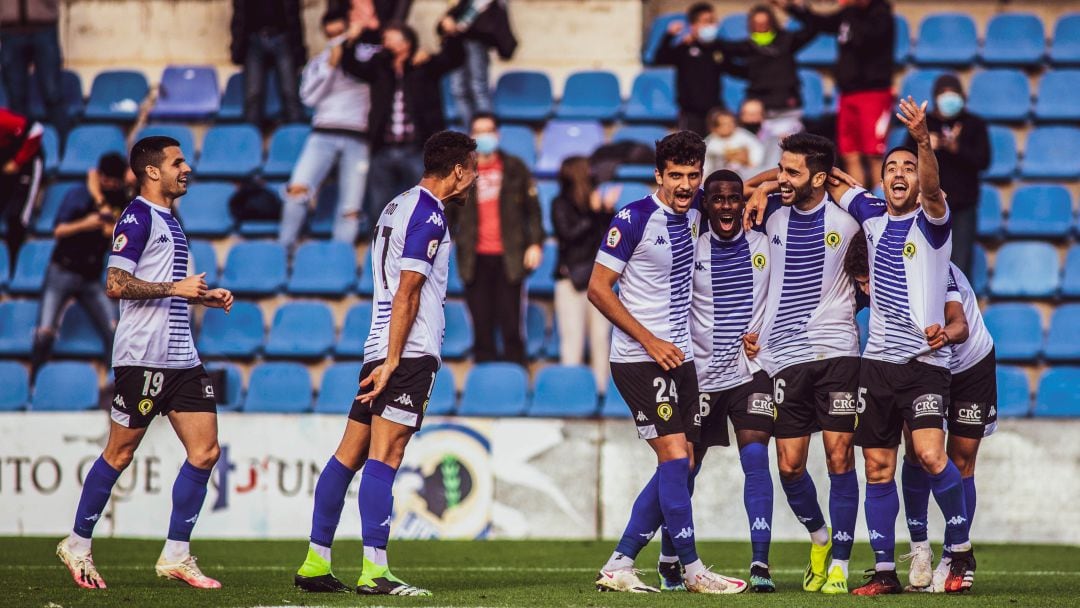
left=106, top=268, right=175, bottom=300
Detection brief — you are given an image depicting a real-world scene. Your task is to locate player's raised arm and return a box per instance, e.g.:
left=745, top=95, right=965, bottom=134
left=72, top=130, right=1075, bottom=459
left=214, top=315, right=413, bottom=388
left=741, top=180, right=779, bottom=231
left=587, top=263, right=683, bottom=371
left=897, top=96, right=947, bottom=219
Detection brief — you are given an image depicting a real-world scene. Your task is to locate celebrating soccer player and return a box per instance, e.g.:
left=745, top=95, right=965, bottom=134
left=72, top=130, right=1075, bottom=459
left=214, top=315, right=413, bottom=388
left=589, top=131, right=746, bottom=594
left=56, top=136, right=235, bottom=590
left=293, top=131, right=477, bottom=597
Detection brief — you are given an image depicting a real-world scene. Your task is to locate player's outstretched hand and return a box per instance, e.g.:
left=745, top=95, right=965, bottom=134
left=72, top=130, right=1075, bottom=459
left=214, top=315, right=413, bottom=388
left=174, top=273, right=208, bottom=300
left=645, top=337, right=684, bottom=371
left=897, top=96, right=930, bottom=146
left=924, top=323, right=950, bottom=351
left=829, top=166, right=859, bottom=189
left=202, top=288, right=234, bottom=313
left=358, top=361, right=399, bottom=404
left=742, top=332, right=760, bottom=359
left=742, top=184, right=774, bottom=231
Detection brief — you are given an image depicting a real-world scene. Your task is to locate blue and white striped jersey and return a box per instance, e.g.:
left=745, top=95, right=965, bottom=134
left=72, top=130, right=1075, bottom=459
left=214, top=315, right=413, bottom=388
left=838, top=187, right=953, bottom=368
left=690, top=228, right=771, bottom=392
left=364, top=186, right=451, bottom=364
left=595, top=194, right=701, bottom=364
left=946, top=263, right=994, bottom=373
left=108, top=197, right=199, bottom=369
left=754, top=193, right=862, bottom=375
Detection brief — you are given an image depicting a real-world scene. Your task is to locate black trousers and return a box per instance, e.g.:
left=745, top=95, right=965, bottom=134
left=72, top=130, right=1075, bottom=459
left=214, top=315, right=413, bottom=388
left=464, top=254, right=526, bottom=365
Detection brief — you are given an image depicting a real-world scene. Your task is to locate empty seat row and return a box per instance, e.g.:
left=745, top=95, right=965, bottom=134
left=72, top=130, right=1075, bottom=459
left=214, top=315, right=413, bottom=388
left=982, top=303, right=1080, bottom=362
left=896, top=68, right=1080, bottom=124
left=976, top=184, right=1080, bottom=239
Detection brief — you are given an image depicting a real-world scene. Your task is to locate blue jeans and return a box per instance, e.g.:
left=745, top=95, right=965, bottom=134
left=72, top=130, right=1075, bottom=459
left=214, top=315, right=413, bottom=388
left=32, top=263, right=116, bottom=373
left=448, top=39, right=493, bottom=127
left=244, top=32, right=304, bottom=124
left=0, top=26, right=68, bottom=134
left=365, top=145, right=425, bottom=229
left=279, top=131, right=369, bottom=250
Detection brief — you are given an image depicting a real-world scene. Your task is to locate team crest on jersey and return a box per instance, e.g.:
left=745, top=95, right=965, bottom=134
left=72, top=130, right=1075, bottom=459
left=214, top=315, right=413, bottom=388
left=691, top=222, right=698, bottom=239
left=825, top=230, right=842, bottom=250
left=606, top=227, right=622, bottom=248
left=427, top=239, right=439, bottom=259
left=903, top=241, right=917, bottom=259
left=138, top=399, right=154, bottom=415
left=112, top=234, right=128, bottom=252
left=657, top=402, right=673, bottom=421
left=752, top=252, right=767, bottom=270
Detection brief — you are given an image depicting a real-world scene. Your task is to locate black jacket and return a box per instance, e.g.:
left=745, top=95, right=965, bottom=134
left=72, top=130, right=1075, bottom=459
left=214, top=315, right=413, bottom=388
left=551, top=194, right=613, bottom=291
left=445, top=0, right=518, bottom=59
left=229, top=0, right=305, bottom=67
left=903, top=112, right=990, bottom=212
left=720, top=28, right=819, bottom=112
left=341, top=33, right=464, bottom=153
left=654, top=34, right=727, bottom=114
left=787, top=0, right=894, bottom=94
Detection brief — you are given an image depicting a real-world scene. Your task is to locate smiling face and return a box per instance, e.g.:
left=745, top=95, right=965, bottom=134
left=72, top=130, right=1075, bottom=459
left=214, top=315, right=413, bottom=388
left=705, top=179, right=744, bottom=239
left=777, top=151, right=820, bottom=208
left=155, top=146, right=191, bottom=198
left=655, top=160, right=702, bottom=214
left=882, top=149, right=920, bottom=214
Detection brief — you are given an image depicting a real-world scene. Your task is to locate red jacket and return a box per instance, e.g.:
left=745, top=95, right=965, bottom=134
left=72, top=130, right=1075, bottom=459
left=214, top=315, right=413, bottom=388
left=0, top=109, right=43, bottom=168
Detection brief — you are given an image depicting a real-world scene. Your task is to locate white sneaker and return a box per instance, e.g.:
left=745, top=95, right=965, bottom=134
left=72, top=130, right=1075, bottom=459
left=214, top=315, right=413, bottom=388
left=155, top=553, right=222, bottom=589
left=56, top=538, right=106, bottom=589
left=684, top=567, right=748, bottom=594
left=901, top=543, right=934, bottom=588
left=595, top=567, right=659, bottom=593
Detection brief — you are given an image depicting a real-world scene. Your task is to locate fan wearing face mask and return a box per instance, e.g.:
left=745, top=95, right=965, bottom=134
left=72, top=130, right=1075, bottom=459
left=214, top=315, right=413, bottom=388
left=656, top=2, right=731, bottom=137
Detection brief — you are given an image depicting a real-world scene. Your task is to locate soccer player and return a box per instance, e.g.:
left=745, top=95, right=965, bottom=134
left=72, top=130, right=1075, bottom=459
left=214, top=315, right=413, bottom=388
left=293, top=131, right=477, bottom=596
left=741, top=133, right=862, bottom=594
left=55, top=136, right=235, bottom=590
left=590, top=131, right=746, bottom=594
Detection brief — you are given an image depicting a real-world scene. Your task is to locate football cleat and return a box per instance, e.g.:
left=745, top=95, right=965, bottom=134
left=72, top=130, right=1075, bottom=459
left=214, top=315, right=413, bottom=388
left=851, top=569, right=902, bottom=596
left=944, top=549, right=976, bottom=593
left=684, top=567, right=748, bottom=594
left=294, top=547, right=350, bottom=593
left=749, top=564, right=776, bottom=593
left=596, top=567, right=659, bottom=593
left=901, top=543, right=934, bottom=589
left=657, top=560, right=686, bottom=591
left=155, top=553, right=222, bottom=589
left=820, top=565, right=848, bottom=594
left=357, top=558, right=431, bottom=596
left=56, top=538, right=106, bottom=590
left=803, top=533, right=832, bottom=592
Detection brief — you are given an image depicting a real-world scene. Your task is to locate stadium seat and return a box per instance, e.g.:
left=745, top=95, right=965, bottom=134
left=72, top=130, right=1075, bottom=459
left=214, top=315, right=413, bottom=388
left=84, top=70, right=150, bottom=121
left=34, top=182, right=79, bottom=235
left=314, top=362, right=363, bottom=414
left=196, top=124, right=263, bottom=179
left=612, top=182, right=654, bottom=211
left=971, top=243, right=989, bottom=296
left=886, top=127, right=908, bottom=152
left=996, top=365, right=1031, bottom=417
left=912, top=13, right=978, bottom=66
left=499, top=124, right=536, bottom=170
left=0, top=300, right=39, bottom=356
left=600, top=376, right=630, bottom=418
left=28, top=69, right=84, bottom=123
left=427, top=366, right=457, bottom=415
left=188, top=239, right=219, bottom=286
left=264, top=301, right=335, bottom=359
left=458, top=362, right=529, bottom=416
left=556, top=71, right=622, bottom=121
left=151, top=65, right=220, bottom=120
left=221, top=241, right=287, bottom=296
left=263, top=124, right=311, bottom=179
left=53, top=304, right=106, bottom=357
left=1034, top=367, right=1080, bottom=417
left=799, top=70, right=827, bottom=120
left=287, top=241, right=355, bottom=296
left=1044, top=305, right=1080, bottom=362
left=0, top=361, right=29, bottom=411
left=1050, top=14, right=1080, bottom=65
left=623, top=68, right=678, bottom=123
left=718, top=13, right=747, bottom=40
left=796, top=32, right=838, bottom=67
left=218, top=71, right=285, bottom=122
left=537, top=179, right=557, bottom=235
left=176, top=182, right=235, bottom=237
left=31, top=362, right=99, bottom=411
left=493, top=71, right=553, bottom=122
left=58, top=125, right=126, bottom=177
left=244, top=362, right=312, bottom=413
left=335, top=301, right=372, bottom=358
left=856, top=306, right=870, bottom=353
left=981, top=13, right=1046, bottom=67
left=982, top=303, right=1043, bottom=361
left=526, top=241, right=559, bottom=297
left=1062, top=245, right=1080, bottom=298
left=965, top=70, right=1031, bottom=122
left=1033, top=70, right=1080, bottom=122
left=135, top=124, right=196, bottom=158
left=722, top=75, right=747, bottom=115
left=612, top=124, right=669, bottom=147
left=8, top=240, right=55, bottom=295
left=642, top=13, right=687, bottom=65
left=983, top=126, right=1018, bottom=180
left=1006, top=184, right=1074, bottom=238
left=525, top=302, right=547, bottom=360
left=529, top=365, right=598, bottom=417
left=41, top=124, right=60, bottom=175
left=977, top=184, right=1003, bottom=239
left=197, top=301, right=264, bottom=358
left=355, top=248, right=374, bottom=296
left=448, top=248, right=465, bottom=296
left=536, top=120, right=604, bottom=177
left=442, top=300, right=473, bottom=360
left=1020, top=126, right=1080, bottom=180
left=989, top=241, right=1060, bottom=298
left=898, top=69, right=945, bottom=107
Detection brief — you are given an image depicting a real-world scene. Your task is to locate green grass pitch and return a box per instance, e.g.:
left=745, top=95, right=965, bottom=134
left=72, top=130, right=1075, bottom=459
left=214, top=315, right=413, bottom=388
left=3, top=537, right=1079, bottom=607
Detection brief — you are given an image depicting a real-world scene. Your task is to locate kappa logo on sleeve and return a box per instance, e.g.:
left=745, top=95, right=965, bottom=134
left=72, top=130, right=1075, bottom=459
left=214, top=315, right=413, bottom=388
left=426, top=212, right=445, bottom=227
left=119, top=214, right=139, bottom=225
left=615, top=209, right=632, bottom=222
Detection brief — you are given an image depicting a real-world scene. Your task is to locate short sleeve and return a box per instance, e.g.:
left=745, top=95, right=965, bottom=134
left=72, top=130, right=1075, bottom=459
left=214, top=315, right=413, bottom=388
left=107, top=203, right=152, bottom=274
left=595, top=202, right=649, bottom=274
left=54, top=187, right=91, bottom=226
left=945, top=267, right=962, bottom=303
left=752, top=193, right=785, bottom=235
left=917, top=205, right=951, bottom=250
left=837, top=187, right=888, bottom=226
left=400, top=198, right=447, bottom=276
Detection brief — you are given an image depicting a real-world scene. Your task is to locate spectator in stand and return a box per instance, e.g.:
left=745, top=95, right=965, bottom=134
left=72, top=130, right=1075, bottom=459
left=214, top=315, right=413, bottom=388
left=230, top=0, right=306, bottom=125
left=551, top=156, right=615, bottom=390
left=342, top=20, right=465, bottom=227
left=0, top=0, right=69, bottom=137
left=446, top=112, right=544, bottom=366
left=655, top=2, right=727, bottom=136
left=31, top=153, right=129, bottom=377
left=0, top=108, right=44, bottom=271
left=441, top=0, right=518, bottom=127
left=279, top=8, right=377, bottom=252
left=330, top=0, right=413, bottom=24
left=903, top=74, right=989, bottom=277
left=739, top=98, right=782, bottom=172
left=703, top=108, right=765, bottom=179
left=780, top=0, right=894, bottom=189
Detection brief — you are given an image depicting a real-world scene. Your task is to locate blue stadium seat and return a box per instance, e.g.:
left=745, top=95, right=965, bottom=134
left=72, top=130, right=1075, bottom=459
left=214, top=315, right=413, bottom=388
left=244, top=362, right=312, bottom=413
left=1050, top=14, right=1080, bottom=66
left=263, top=124, right=311, bottom=179
left=196, top=124, right=263, bottom=179
left=177, top=182, right=235, bottom=237
left=976, top=184, right=1003, bottom=239
left=1033, top=70, right=1080, bottom=122
left=523, top=302, right=548, bottom=360
left=499, top=124, right=536, bottom=170
left=1034, top=367, right=1080, bottom=417
left=0, top=301, right=38, bottom=356
left=9, top=240, right=55, bottom=295
left=526, top=241, right=559, bottom=297
left=989, top=241, right=1060, bottom=298
left=612, top=124, right=669, bottom=146
left=32, top=362, right=98, bottom=411
left=981, top=13, right=1046, bottom=67
left=58, top=125, right=126, bottom=177
left=722, top=75, right=747, bottom=114
left=612, top=182, right=654, bottom=211
left=983, top=126, right=1018, bottom=180
left=41, top=124, right=59, bottom=175
left=886, top=127, right=908, bottom=152
left=898, top=69, right=945, bottom=106
left=537, top=179, right=557, bottom=235
left=642, top=13, right=687, bottom=65
left=84, top=70, right=150, bottom=121
left=0, top=361, right=29, bottom=411
left=796, top=32, right=838, bottom=67
left=0, top=243, right=7, bottom=288
left=1006, top=184, right=1074, bottom=238
left=442, top=300, right=473, bottom=360
left=151, top=65, right=220, bottom=121
left=28, top=69, right=83, bottom=123
left=894, top=14, right=912, bottom=64
left=188, top=239, right=219, bottom=286
left=493, top=71, right=553, bottom=122
left=287, top=241, right=355, bottom=296
left=856, top=306, right=870, bottom=353
left=314, top=362, right=363, bottom=414
left=218, top=71, right=285, bottom=122
left=356, top=248, right=374, bottom=296
left=536, top=120, right=604, bottom=177
left=966, top=70, right=1031, bottom=122
left=264, top=301, right=335, bottom=358
left=556, top=71, right=622, bottom=121
left=197, top=301, right=264, bottom=358
left=448, top=247, right=465, bottom=296
left=458, top=362, right=528, bottom=416
left=221, top=242, right=287, bottom=296
left=427, top=366, right=457, bottom=415
left=982, top=303, right=1043, bottom=361
left=205, top=362, right=244, bottom=411
left=971, top=243, right=989, bottom=296
left=1044, top=305, right=1080, bottom=362
left=1020, top=126, right=1080, bottom=180
left=336, top=301, right=372, bottom=358
left=53, top=304, right=106, bottom=357
left=1063, top=245, right=1080, bottom=298
left=623, top=69, right=678, bottom=123
left=799, top=70, right=827, bottom=120
left=135, top=124, right=196, bottom=159
left=719, top=14, right=747, bottom=40
left=34, top=182, right=79, bottom=235
left=912, top=13, right=978, bottom=66
left=996, top=366, right=1031, bottom=417
left=529, top=365, right=598, bottom=417
left=600, top=376, right=630, bottom=418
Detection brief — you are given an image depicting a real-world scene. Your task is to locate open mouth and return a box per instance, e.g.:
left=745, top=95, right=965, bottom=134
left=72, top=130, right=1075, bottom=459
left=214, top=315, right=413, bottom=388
left=717, top=213, right=737, bottom=232
left=779, top=184, right=795, bottom=203
left=673, top=189, right=693, bottom=205
left=889, top=181, right=909, bottom=198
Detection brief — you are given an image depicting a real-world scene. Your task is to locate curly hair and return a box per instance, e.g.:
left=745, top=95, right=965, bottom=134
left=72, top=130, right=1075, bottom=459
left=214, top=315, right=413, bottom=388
left=423, top=131, right=477, bottom=178
left=655, top=130, right=706, bottom=173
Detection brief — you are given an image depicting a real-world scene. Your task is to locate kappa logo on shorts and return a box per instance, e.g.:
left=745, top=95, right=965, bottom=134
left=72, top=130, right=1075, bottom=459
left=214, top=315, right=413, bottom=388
left=913, top=393, right=943, bottom=418
left=747, top=393, right=775, bottom=418
left=636, top=411, right=648, bottom=423
left=395, top=394, right=414, bottom=407
left=138, top=399, right=154, bottom=415
left=113, top=395, right=125, bottom=409
left=657, top=402, right=673, bottom=421
left=829, top=391, right=857, bottom=416
left=954, top=401, right=983, bottom=425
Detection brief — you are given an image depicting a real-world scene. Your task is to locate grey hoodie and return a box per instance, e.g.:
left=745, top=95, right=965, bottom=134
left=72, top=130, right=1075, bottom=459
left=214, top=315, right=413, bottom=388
left=299, top=38, right=374, bottom=134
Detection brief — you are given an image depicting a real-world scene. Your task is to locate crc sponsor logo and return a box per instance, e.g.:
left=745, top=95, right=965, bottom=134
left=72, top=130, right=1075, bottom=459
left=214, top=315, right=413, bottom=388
left=747, top=393, right=774, bottom=418
left=954, top=401, right=983, bottom=425
left=829, top=391, right=857, bottom=416
left=913, top=393, right=943, bottom=418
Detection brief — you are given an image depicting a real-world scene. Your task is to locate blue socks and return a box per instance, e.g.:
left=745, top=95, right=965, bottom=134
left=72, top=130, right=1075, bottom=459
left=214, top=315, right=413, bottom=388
left=614, top=470, right=663, bottom=559
left=660, top=462, right=701, bottom=558
left=740, top=443, right=773, bottom=564
left=865, top=480, right=899, bottom=568
left=780, top=471, right=826, bottom=533
left=963, top=475, right=977, bottom=526
left=359, top=459, right=397, bottom=549
left=657, top=458, right=699, bottom=565
left=72, top=456, right=121, bottom=539
left=310, top=456, right=358, bottom=548
left=167, top=461, right=212, bottom=542
left=828, top=470, right=859, bottom=560
left=929, top=460, right=970, bottom=550
left=901, top=459, right=931, bottom=543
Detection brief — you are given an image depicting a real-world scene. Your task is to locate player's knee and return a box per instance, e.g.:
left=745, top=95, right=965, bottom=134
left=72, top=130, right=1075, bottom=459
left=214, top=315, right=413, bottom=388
left=188, top=442, right=220, bottom=469
left=825, top=450, right=854, bottom=474
left=777, top=462, right=806, bottom=482
left=949, top=452, right=975, bottom=477
left=915, top=446, right=946, bottom=475
left=102, top=445, right=136, bottom=471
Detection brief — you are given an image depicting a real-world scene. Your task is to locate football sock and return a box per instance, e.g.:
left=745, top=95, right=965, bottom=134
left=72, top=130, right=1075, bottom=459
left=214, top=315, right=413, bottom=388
left=163, top=539, right=189, bottom=562
left=364, top=546, right=388, bottom=568
left=830, top=559, right=849, bottom=577
left=929, top=460, right=970, bottom=551
left=740, top=443, right=773, bottom=565
left=865, top=480, right=899, bottom=570
left=828, top=470, right=859, bottom=561
left=72, top=455, right=121, bottom=543
left=603, top=552, right=635, bottom=571
left=310, top=542, right=331, bottom=562
left=962, top=475, right=977, bottom=526
left=359, top=459, right=397, bottom=553
left=780, top=471, right=826, bottom=539
left=657, top=458, right=698, bottom=565
left=613, top=470, right=662, bottom=561
left=660, top=461, right=701, bottom=560
left=901, top=459, right=931, bottom=543
left=167, top=461, right=212, bottom=543
left=310, top=456, right=357, bottom=551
